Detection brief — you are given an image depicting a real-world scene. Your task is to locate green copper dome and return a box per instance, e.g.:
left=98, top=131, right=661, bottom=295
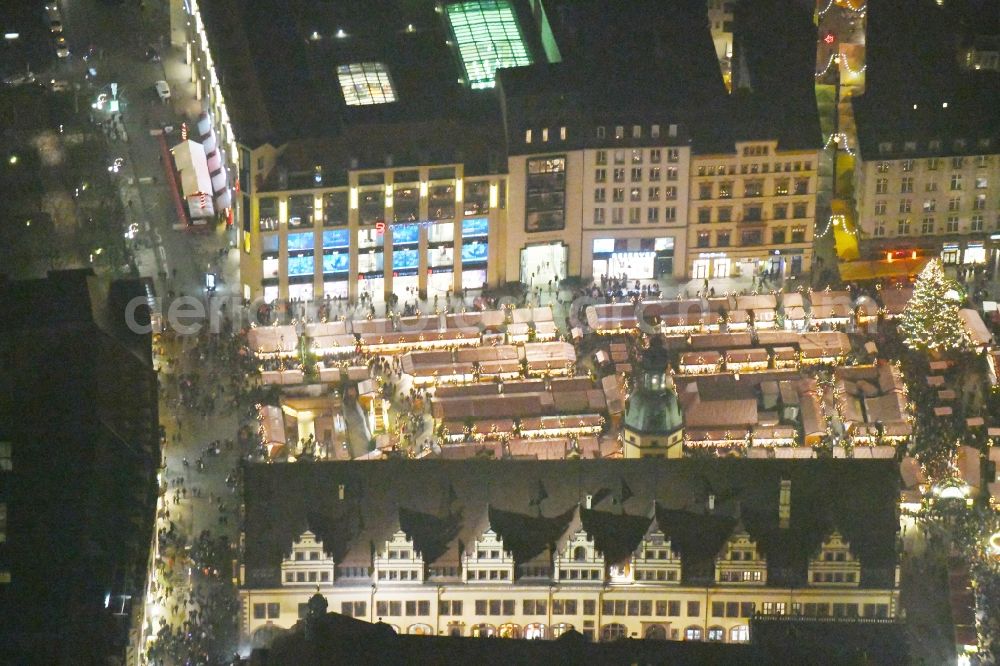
left=624, top=338, right=682, bottom=435
left=624, top=383, right=683, bottom=435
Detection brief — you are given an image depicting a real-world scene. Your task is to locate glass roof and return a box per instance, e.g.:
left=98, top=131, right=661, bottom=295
left=445, top=0, right=533, bottom=89
left=337, top=62, right=397, bottom=106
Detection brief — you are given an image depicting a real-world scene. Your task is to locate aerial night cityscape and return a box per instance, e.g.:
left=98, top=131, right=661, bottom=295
left=1, top=0, right=1000, bottom=664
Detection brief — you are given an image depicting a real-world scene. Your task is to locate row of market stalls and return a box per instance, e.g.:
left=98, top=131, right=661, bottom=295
left=669, top=358, right=912, bottom=452
left=671, top=331, right=852, bottom=375
left=400, top=342, right=577, bottom=386
left=248, top=306, right=559, bottom=361
left=432, top=375, right=623, bottom=454
left=587, top=288, right=919, bottom=335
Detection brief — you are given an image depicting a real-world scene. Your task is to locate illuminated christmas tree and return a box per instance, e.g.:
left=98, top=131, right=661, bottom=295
left=898, top=259, right=970, bottom=353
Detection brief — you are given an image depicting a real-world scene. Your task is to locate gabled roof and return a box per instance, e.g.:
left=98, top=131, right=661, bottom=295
left=242, top=459, right=900, bottom=588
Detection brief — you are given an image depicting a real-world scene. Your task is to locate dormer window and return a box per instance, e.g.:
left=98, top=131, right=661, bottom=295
left=716, top=526, right=766, bottom=585
left=281, top=531, right=335, bottom=586
left=808, top=531, right=860, bottom=587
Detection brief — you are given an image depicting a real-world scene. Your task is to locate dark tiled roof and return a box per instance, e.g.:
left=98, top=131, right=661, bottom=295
left=853, top=84, right=1000, bottom=160
left=855, top=0, right=1000, bottom=160
left=200, top=0, right=558, bottom=147
left=242, top=459, right=900, bottom=589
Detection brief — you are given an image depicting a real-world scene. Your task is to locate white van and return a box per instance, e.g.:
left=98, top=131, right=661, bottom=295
left=154, top=80, right=170, bottom=102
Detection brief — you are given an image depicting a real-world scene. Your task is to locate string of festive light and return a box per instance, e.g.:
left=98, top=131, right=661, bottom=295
left=815, top=53, right=838, bottom=78
left=822, top=132, right=856, bottom=156
left=818, top=0, right=866, bottom=19
left=816, top=52, right=867, bottom=78
left=815, top=214, right=857, bottom=239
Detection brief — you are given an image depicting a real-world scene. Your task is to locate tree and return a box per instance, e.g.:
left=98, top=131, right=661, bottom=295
left=898, top=259, right=970, bottom=353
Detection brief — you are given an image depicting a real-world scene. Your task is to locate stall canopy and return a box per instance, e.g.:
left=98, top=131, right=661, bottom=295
left=171, top=139, right=215, bottom=218
left=259, top=405, right=287, bottom=457
left=959, top=309, right=993, bottom=347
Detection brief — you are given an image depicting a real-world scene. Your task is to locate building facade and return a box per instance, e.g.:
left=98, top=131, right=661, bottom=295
left=687, top=140, right=818, bottom=281
left=505, top=120, right=692, bottom=288
left=241, top=161, right=507, bottom=304
left=853, top=135, right=1000, bottom=267
left=239, top=460, right=901, bottom=647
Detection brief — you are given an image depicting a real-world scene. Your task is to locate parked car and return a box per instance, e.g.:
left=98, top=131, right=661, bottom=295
left=3, top=71, right=36, bottom=87
left=50, top=78, right=70, bottom=92
left=154, top=80, right=170, bottom=102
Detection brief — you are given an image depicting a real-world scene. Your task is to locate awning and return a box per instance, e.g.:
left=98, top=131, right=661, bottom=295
left=838, top=257, right=930, bottom=282
left=959, top=309, right=993, bottom=346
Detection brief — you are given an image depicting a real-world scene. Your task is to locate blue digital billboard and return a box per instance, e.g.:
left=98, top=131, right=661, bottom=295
left=288, top=254, right=315, bottom=276
left=393, top=248, right=419, bottom=270
left=461, top=241, right=487, bottom=263
left=462, top=217, right=489, bottom=238
left=322, top=252, right=349, bottom=273
left=392, top=223, right=419, bottom=245
left=287, top=232, right=315, bottom=251
left=261, top=235, right=280, bottom=253
left=322, top=229, right=350, bottom=249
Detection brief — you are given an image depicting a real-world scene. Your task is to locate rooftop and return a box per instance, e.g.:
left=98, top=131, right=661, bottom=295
left=200, top=0, right=550, bottom=147
left=242, top=459, right=900, bottom=589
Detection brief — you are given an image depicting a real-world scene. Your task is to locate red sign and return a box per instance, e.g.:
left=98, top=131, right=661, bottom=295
left=823, top=32, right=836, bottom=45
left=375, top=221, right=385, bottom=234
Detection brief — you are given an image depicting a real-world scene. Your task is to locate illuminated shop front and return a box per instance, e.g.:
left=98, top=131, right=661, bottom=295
left=690, top=251, right=801, bottom=280
left=590, top=237, right=675, bottom=281
left=521, top=242, right=567, bottom=286
left=461, top=217, right=488, bottom=290
left=942, top=241, right=986, bottom=265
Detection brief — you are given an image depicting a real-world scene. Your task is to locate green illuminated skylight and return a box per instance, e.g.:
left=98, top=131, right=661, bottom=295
left=445, top=0, right=533, bottom=89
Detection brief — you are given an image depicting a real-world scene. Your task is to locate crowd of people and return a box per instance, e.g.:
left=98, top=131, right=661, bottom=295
left=143, top=323, right=259, bottom=664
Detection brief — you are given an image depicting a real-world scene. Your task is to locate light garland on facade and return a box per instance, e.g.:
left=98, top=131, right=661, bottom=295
left=822, top=132, right=856, bottom=156
left=815, top=52, right=867, bottom=79
left=818, top=0, right=867, bottom=18
left=815, top=214, right=856, bottom=239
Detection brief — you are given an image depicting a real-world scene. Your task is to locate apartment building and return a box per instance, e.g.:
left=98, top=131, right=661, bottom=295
left=853, top=93, right=1000, bottom=267
left=240, top=460, right=901, bottom=644
left=688, top=140, right=818, bottom=281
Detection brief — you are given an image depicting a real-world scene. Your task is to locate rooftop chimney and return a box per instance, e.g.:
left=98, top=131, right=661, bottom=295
left=707, top=494, right=715, bottom=512
left=779, top=478, right=791, bottom=529
left=585, top=494, right=593, bottom=509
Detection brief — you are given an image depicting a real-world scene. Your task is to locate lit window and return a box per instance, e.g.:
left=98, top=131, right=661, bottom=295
left=445, top=0, right=533, bottom=89
left=337, top=62, right=396, bottom=106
